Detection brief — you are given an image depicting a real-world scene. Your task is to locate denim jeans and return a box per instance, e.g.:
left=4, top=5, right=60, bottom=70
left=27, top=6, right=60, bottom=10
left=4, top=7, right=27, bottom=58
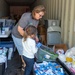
left=23, top=56, right=34, bottom=75
left=12, top=34, right=23, bottom=55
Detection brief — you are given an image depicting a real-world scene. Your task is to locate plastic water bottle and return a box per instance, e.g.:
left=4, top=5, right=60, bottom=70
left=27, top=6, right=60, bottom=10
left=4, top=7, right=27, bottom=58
left=8, top=48, right=13, bottom=60
left=2, top=47, right=8, bottom=56
left=2, top=27, right=5, bottom=35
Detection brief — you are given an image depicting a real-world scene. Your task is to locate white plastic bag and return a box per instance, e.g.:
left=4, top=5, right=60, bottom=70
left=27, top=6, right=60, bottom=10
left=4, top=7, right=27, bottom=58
left=65, top=47, right=75, bottom=57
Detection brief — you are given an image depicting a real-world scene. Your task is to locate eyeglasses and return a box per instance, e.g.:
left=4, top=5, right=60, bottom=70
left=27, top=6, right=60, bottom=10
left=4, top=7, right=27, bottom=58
left=38, top=13, right=44, bottom=18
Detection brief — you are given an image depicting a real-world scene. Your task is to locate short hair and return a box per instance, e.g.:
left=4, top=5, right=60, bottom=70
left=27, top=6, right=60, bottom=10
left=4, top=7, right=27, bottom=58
left=32, top=5, right=46, bottom=17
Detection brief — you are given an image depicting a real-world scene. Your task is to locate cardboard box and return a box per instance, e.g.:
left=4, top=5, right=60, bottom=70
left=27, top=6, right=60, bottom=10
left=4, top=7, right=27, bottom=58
left=53, top=44, right=68, bottom=53
left=39, top=35, right=47, bottom=45
left=37, top=25, right=46, bottom=35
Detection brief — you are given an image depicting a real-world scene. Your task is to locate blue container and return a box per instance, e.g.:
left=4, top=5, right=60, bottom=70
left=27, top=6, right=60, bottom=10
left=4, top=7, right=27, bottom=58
left=0, top=41, right=14, bottom=48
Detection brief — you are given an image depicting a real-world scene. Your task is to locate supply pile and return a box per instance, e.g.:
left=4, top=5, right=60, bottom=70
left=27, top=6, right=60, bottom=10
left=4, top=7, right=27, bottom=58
left=34, top=61, right=66, bottom=75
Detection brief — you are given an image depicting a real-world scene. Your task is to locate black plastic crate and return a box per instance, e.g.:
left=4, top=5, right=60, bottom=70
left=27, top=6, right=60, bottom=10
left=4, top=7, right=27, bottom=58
left=33, top=61, right=69, bottom=75
left=0, top=63, right=5, bottom=75
left=56, top=58, right=75, bottom=75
